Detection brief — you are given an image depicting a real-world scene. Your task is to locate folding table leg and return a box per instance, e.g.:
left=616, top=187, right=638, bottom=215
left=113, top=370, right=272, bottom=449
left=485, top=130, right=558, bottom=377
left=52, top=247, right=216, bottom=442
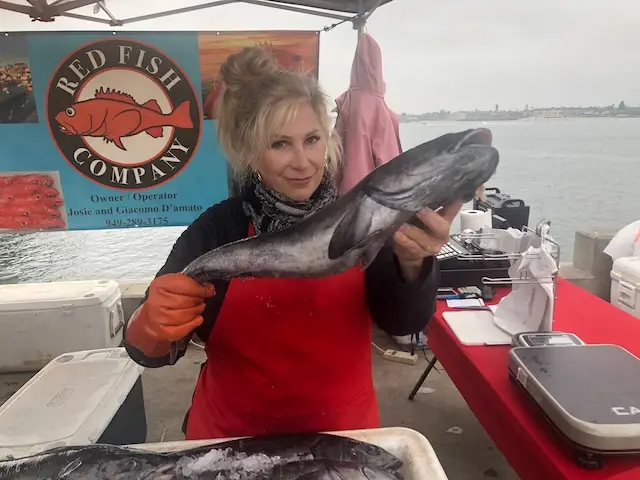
left=408, top=355, right=438, bottom=400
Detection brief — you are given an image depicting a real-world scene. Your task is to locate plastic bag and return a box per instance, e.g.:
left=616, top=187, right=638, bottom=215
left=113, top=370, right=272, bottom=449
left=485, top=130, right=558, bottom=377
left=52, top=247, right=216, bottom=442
left=603, top=220, right=640, bottom=261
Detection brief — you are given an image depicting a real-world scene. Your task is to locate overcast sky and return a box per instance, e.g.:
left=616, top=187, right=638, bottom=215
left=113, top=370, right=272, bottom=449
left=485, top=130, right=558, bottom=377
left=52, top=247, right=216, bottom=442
left=2, top=0, right=639, bottom=113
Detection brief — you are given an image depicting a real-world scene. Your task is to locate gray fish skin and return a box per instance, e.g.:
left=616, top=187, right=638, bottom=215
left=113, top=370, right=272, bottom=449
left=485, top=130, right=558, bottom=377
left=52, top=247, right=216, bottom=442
left=258, top=460, right=400, bottom=480
left=0, top=444, right=175, bottom=480
left=0, top=433, right=403, bottom=480
left=180, top=432, right=403, bottom=473
left=182, top=128, right=499, bottom=284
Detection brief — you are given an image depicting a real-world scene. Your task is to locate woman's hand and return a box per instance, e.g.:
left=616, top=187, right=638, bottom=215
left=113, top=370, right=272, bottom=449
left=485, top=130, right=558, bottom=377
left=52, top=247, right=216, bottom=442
left=392, top=200, right=464, bottom=282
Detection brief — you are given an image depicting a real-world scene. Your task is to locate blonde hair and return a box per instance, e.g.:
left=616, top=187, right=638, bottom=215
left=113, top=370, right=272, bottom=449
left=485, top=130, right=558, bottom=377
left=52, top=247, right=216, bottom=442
left=215, top=46, right=342, bottom=188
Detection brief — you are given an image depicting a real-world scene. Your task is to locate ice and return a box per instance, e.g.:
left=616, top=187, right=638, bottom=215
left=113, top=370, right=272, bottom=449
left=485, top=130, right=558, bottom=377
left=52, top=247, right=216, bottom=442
left=176, top=447, right=285, bottom=479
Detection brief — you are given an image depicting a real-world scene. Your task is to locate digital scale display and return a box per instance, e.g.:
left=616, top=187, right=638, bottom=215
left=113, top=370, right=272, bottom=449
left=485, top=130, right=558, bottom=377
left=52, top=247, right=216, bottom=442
left=513, top=332, right=585, bottom=348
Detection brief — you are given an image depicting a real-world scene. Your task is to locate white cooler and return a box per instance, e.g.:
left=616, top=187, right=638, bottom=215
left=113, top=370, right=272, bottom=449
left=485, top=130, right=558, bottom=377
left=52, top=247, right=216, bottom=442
left=610, top=256, right=640, bottom=319
left=0, top=348, right=147, bottom=460
left=0, top=279, right=125, bottom=373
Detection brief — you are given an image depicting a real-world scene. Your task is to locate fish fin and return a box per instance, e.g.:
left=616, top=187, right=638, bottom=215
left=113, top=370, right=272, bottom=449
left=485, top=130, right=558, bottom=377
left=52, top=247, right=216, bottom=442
left=328, top=204, right=386, bottom=265
left=94, top=87, right=136, bottom=104
left=106, top=109, right=142, bottom=150
left=361, top=238, right=387, bottom=269
left=112, top=136, right=126, bottom=150
left=142, top=99, right=162, bottom=113
left=169, top=100, right=193, bottom=129
left=145, top=126, right=164, bottom=138
left=328, top=203, right=370, bottom=260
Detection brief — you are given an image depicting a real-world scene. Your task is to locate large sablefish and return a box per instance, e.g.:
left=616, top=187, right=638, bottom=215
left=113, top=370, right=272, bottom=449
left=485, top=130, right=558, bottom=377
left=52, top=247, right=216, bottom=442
left=181, top=127, right=500, bottom=283
left=0, top=432, right=404, bottom=479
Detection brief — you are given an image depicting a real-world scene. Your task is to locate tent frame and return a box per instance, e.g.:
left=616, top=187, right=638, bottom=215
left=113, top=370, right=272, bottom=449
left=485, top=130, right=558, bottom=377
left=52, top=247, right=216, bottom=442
left=0, top=0, right=390, bottom=30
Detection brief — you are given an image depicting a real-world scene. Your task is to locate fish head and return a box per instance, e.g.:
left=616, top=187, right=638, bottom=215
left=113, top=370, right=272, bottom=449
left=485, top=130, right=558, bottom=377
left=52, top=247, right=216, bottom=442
left=361, top=128, right=499, bottom=212
left=309, top=436, right=403, bottom=471
left=54, top=102, right=92, bottom=135
left=37, top=186, right=61, bottom=197
left=45, top=197, right=65, bottom=207
left=441, top=128, right=500, bottom=203
left=25, top=174, right=54, bottom=186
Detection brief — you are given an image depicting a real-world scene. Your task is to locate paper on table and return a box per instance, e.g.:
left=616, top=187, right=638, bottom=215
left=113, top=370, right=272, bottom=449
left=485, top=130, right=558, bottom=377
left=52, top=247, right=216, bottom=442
left=442, top=310, right=513, bottom=346
left=492, top=245, right=558, bottom=336
left=477, top=227, right=537, bottom=254
left=446, top=298, right=485, bottom=308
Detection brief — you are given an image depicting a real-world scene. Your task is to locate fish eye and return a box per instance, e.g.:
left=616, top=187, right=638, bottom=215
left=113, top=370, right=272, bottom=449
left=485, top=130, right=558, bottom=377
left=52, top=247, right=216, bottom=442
left=121, top=459, right=139, bottom=471
left=66, top=107, right=76, bottom=117
left=364, top=445, right=379, bottom=454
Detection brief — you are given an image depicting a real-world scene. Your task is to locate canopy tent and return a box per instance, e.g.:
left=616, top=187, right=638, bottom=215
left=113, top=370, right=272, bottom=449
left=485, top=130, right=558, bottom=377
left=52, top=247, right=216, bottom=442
left=0, top=0, right=396, bottom=200
left=0, top=0, right=392, bottom=28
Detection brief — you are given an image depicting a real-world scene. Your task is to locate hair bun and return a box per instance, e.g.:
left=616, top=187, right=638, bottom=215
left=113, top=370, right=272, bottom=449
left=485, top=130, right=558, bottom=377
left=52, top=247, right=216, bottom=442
left=220, top=46, right=279, bottom=93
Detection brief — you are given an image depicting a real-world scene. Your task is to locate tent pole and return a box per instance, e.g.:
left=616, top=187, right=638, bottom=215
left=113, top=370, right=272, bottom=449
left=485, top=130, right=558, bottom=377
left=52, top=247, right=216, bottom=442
left=355, top=0, right=364, bottom=33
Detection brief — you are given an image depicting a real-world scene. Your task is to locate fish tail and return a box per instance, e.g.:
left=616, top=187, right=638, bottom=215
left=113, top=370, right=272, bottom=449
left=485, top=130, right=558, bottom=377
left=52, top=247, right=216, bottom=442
left=169, top=101, right=193, bottom=129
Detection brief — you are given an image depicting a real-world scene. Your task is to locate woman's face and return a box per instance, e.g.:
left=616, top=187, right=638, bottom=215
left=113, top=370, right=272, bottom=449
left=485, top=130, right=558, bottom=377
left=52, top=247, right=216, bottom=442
left=256, top=102, right=327, bottom=201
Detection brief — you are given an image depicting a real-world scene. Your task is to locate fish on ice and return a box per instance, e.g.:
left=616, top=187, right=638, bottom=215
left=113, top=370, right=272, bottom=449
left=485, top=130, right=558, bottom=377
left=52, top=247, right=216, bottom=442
left=53, top=87, right=193, bottom=150
left=181, top=128, right=500, bottom=284
left=0, top=432, right=404, bottom=480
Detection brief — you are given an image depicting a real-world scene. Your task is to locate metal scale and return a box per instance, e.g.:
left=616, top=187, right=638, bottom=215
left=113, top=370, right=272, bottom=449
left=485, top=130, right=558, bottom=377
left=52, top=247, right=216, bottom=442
left=508, top=341, right=640, bottom=469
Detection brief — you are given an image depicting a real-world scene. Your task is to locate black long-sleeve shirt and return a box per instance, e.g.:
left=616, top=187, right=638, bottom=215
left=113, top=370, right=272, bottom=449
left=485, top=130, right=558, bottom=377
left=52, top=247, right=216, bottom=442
left=123, top=196, right=439, bottom=367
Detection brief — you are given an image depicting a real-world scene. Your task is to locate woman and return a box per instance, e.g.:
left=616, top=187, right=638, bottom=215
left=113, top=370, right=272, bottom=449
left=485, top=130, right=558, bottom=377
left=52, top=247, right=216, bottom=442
left=123, top=46, right=462, bottom=441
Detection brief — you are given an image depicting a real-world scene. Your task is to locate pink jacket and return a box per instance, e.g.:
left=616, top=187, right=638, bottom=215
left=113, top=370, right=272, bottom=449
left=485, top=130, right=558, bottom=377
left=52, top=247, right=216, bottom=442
left=334, top=33, right=402, bottom=196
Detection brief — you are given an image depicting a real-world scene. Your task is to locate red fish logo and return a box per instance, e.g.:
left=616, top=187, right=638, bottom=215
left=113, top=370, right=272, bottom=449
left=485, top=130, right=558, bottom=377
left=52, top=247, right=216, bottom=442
left=54, top=88, right=193, bottom=151
left=46, top=38, right=202, bottom=191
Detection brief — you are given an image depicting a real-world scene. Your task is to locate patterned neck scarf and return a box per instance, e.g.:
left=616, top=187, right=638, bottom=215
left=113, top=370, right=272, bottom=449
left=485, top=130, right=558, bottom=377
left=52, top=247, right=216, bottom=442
left=242, top=171, right=337, bottom=235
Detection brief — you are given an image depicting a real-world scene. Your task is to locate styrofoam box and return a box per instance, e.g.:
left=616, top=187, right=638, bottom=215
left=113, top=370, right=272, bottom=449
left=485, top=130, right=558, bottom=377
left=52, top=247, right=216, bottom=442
left=610, top=256, right=640, bottom=319
left=0, top=279, right=124, bottom=372
left=134, top=426, right=449, bottom=480
left=0, top=348, right=145, bottom=460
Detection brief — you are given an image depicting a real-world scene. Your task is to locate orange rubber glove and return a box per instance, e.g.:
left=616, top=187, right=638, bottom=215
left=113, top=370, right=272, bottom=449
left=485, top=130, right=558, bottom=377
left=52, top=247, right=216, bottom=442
left=125, top=273, right=215, bottom=359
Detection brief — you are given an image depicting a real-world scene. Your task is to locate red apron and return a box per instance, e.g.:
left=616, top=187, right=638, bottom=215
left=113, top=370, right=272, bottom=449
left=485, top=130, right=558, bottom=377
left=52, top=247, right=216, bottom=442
left=185, top=223, right=379, bottom=440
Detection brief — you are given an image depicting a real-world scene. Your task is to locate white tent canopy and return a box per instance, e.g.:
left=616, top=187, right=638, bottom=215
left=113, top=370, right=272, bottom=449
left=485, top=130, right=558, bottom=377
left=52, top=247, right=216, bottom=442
left=0, top=0, right=392, bottom=28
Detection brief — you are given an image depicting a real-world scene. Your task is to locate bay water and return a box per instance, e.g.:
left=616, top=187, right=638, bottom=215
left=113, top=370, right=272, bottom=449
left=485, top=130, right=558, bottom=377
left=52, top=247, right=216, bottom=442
left=1, top=117, right=638, bottom=283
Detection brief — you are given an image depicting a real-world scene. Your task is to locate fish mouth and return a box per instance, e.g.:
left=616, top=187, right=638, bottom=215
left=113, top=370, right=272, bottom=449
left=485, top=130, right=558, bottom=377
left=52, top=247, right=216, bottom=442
left=54, top=113, right=78, bottom=135
left=451, top=128, right=493, bottom=152
left=58, top=123, right=77, bottom=135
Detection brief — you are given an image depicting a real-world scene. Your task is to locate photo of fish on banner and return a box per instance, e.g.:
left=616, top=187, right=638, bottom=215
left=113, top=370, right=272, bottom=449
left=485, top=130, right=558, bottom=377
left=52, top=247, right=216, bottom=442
left=198, top=33, right=319, bottom=120
left=0, top=172, right=67, bottom=232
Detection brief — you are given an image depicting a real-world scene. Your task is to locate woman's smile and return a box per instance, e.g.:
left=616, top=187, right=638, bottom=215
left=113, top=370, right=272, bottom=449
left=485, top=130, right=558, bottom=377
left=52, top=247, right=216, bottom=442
left=285, top=176, right=314, bottom=187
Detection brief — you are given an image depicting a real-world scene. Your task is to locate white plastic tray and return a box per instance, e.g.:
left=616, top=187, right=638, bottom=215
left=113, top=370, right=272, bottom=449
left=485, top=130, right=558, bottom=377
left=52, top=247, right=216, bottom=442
left=131, top=426, right=448, bottom=480
left=0, top=348, right=144, bottom=460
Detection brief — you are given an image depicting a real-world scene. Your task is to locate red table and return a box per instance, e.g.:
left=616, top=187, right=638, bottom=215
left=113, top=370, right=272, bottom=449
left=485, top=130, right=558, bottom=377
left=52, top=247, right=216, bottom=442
left=419, top=277, right=640, bottom=480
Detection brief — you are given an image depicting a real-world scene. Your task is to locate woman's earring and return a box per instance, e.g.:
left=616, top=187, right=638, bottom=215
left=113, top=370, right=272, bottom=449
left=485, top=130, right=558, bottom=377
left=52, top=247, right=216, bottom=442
left=256, top=171, right=262, bottom=181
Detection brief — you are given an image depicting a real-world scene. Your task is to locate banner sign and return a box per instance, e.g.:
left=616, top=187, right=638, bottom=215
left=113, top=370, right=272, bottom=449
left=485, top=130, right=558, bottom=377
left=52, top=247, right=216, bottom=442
left=0, top=30, right=320, bottom=232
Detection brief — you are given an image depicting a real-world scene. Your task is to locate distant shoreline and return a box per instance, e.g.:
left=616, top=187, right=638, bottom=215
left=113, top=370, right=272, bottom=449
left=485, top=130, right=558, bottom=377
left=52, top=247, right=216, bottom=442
left=399, top=114, right=640, bottom=124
